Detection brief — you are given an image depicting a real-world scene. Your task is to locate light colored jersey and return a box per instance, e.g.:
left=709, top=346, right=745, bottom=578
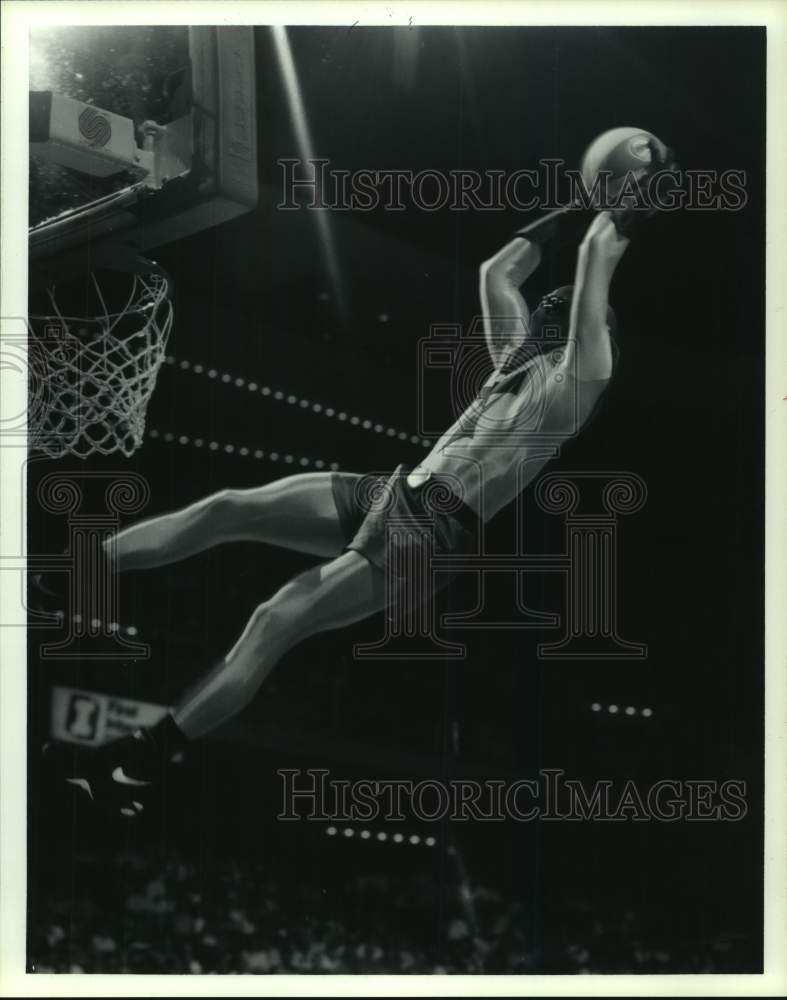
left=409, top=344, right=610, bottom=521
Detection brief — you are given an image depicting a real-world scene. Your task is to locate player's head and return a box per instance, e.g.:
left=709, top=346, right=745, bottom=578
left=531, top=285, right=617, bottom=365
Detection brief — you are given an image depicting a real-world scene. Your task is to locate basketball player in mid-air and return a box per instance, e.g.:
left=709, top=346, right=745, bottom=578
left=45, top=156, right=670, bottom=809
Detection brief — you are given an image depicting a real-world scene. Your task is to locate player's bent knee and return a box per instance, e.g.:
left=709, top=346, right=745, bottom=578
left=245, top=598, right=297, bottom=646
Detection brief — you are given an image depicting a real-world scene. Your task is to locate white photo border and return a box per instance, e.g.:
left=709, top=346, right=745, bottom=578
left=1, top=1, right=785, bottom=996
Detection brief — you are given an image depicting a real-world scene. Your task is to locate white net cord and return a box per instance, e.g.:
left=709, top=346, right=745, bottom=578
left=28, top=268, right=173, bottom=458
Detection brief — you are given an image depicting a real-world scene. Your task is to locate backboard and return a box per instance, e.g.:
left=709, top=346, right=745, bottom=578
left=29, top=25, right=258, bottom=289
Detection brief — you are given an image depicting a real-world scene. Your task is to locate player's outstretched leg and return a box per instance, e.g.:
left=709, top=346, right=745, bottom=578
left=172, top=548, right=387, bottom=738
left=105, top=471, right=360, bottom=571
left=48, top=549, right=388, bottom=809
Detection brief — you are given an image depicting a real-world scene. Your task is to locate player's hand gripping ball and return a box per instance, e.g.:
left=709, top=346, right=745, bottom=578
left=580, top=126, right=674, bottom=198
left=581, top=126, right=679, bottom=237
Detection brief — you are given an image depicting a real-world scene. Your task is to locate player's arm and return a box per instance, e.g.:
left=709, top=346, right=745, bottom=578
left=478, top=236, right=541, bottom=369
left=565, top=211, right=630, bottom=382
left=480, top=205, right=597, bottom=369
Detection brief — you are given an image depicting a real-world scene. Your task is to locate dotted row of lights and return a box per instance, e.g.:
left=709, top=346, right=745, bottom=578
left=164, top=356, right=431, bottom=449
left=325, top=826, right=436, bottom=847
left=51, top=611, right=139, bottom=636
left=591, top=703, right=653, bottom=718
left=147, top=428, right=340, bottom=472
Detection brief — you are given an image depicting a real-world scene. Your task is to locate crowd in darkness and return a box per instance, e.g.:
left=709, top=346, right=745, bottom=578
left=29, top=849, right=753, bottom=974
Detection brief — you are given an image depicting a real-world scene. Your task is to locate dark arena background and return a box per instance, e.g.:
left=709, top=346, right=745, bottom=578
left=25, top=25, right=764, bottom=974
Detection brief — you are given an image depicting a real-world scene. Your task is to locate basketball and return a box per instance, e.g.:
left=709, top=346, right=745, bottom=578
left=580, top=126, right=668, bottom=195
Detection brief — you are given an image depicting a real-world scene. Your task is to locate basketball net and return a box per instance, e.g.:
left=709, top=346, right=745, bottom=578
left=28, top=258, right=173, bottom=458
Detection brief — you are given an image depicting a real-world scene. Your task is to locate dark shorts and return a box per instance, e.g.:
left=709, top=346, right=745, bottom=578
left=331, top=463, right=480, bottom=579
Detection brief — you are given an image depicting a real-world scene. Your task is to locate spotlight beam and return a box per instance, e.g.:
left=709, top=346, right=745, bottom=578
left=270, top=26, right=348, bottom=333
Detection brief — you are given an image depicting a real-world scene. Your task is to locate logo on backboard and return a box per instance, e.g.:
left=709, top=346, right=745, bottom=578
left=78, top=106, right=112, bottom=147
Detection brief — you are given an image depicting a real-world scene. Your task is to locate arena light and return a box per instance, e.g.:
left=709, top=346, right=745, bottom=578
left=324, top=826, right=435, bottom=846
left=589, top=701, right=655, bottom=718
left=148, top=428, right=338, bottom=470
left=168, top=357, right=426, bottom=445
left=65, top=611, right=140, bottom=635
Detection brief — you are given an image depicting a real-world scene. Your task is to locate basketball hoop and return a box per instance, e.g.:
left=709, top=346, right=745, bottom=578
left=27, top=251, right=173, bottom=458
